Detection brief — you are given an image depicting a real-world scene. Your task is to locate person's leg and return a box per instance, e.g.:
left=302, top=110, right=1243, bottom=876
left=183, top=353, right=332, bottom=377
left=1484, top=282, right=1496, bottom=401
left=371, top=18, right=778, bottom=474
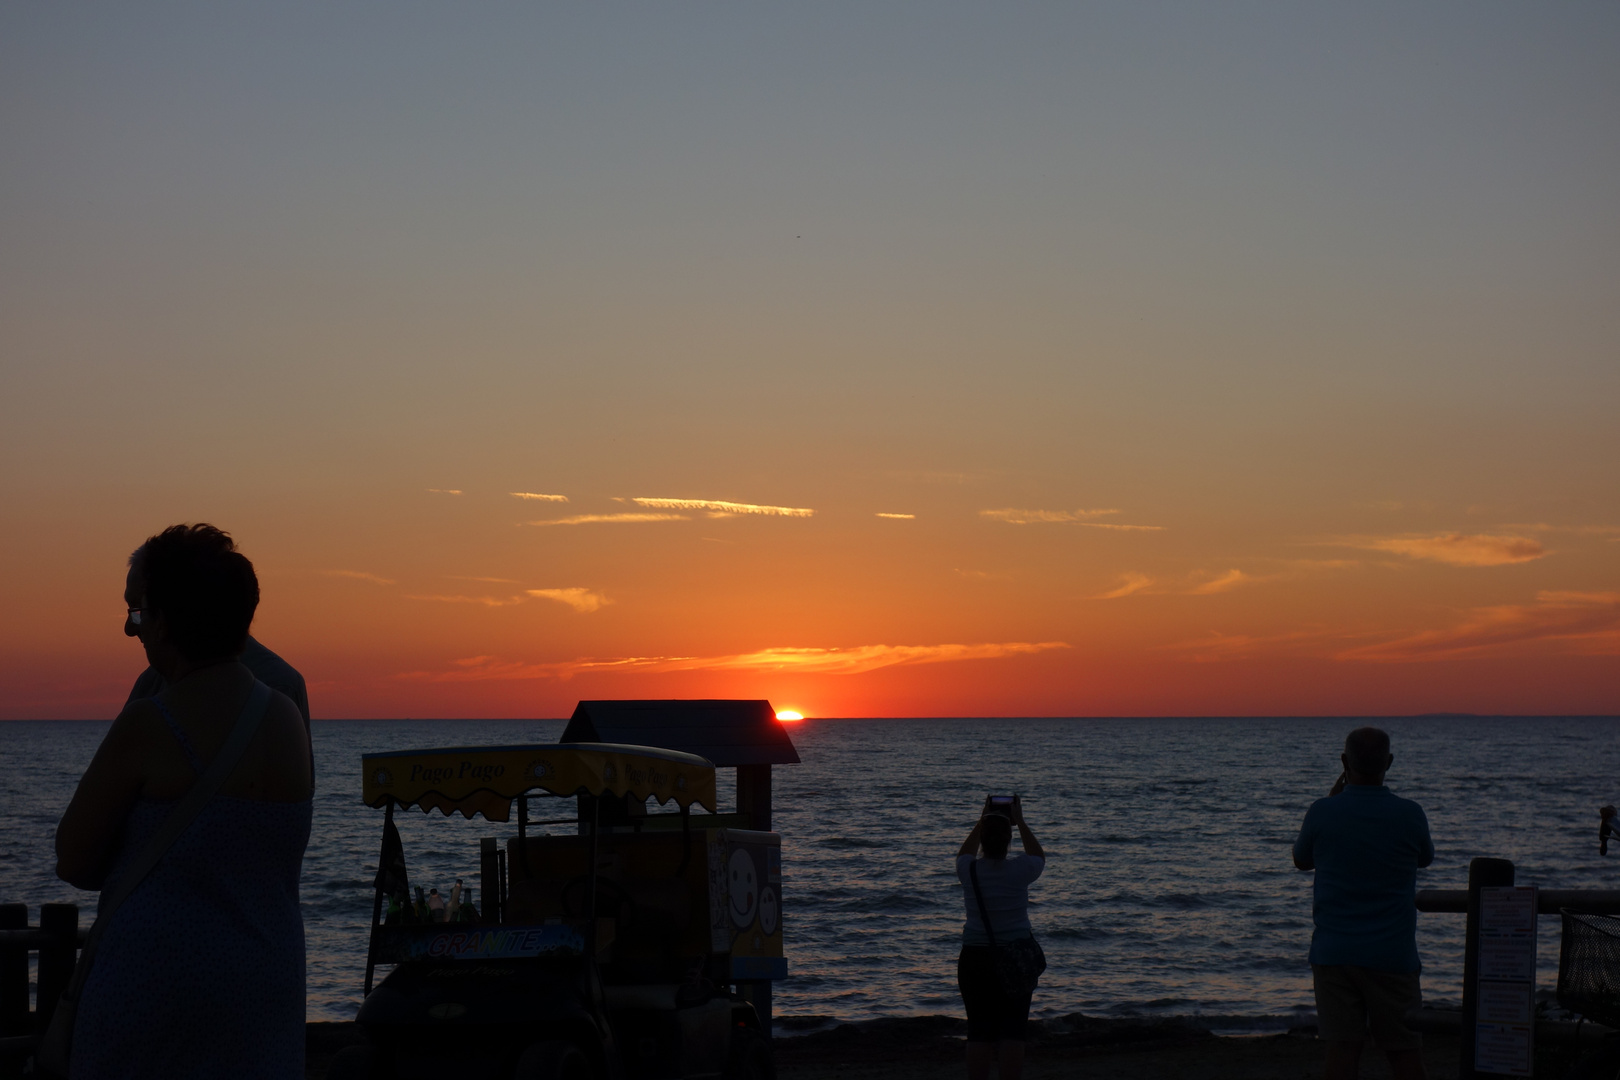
left=966, top=1042, right=993, bottom=1080
left=1323, top=1040, right=1364, bottom=1080
left=1384, top=1047, right=1427, bottom=1080
left=997, top=1040, right=1026, bottom=1080
left=1359, top=967, right=1426, bottom=1080
left=1313, top=965, right=1369, bottom=1080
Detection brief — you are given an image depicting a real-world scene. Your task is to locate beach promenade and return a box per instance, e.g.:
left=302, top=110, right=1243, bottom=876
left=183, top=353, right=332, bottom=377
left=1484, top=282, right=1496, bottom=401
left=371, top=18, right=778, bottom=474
left=307, top=1015, right=1600, bottom=1079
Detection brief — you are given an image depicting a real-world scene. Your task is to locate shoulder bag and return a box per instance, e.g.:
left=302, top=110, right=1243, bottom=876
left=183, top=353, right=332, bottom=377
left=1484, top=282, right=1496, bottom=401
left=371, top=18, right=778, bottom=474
left=969, top=859, right=1047, bottom=997
left=36, top=681, right=274, bottom=1078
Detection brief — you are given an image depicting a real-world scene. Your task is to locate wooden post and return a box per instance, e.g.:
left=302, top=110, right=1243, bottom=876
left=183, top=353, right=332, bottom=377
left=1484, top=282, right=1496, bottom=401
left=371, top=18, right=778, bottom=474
left=0, top=904, right=26, bottom=1049
left=480, top=838, right=502, bottom=925
left=35, top=904, right=78, bottom=1032
left=1460, top=857, right=1515, bottom=1079
left=364, top=803, right=392, bottom=996
left=736, top=765, right=772, bottom=831
left=734, top=766, right=774, bottom=1036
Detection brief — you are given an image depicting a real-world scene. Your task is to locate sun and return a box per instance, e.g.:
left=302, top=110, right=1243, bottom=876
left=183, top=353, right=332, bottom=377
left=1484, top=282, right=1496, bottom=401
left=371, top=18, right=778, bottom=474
left=774, top=710, right=804, bottom=722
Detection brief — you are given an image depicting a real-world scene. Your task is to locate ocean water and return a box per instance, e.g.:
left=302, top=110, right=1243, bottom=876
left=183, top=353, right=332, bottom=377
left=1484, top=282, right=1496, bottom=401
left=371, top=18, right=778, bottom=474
left=5, top=716, right=1619, bottom=1030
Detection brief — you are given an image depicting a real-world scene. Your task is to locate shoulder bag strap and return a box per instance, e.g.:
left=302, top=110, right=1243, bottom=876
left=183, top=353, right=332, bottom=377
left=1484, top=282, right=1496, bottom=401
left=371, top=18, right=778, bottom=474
left=65, top=680, right=275, bottom=993
left=968, top=860, right=998, bottom=948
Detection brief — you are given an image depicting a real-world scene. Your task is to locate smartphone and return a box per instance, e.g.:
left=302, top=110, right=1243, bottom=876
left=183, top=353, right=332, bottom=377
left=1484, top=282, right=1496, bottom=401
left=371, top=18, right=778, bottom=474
left=989, top=795, right=1014, bottom=811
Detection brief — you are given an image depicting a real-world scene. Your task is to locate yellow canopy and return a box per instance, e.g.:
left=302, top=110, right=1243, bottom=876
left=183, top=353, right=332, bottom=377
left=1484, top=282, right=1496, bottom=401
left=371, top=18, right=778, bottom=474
left=362, top=742, right=718, bottom=821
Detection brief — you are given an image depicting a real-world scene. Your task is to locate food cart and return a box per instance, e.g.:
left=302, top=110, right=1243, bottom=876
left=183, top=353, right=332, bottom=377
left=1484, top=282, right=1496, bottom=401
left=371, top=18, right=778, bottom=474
left=332, top=742, right=780, bottom=1080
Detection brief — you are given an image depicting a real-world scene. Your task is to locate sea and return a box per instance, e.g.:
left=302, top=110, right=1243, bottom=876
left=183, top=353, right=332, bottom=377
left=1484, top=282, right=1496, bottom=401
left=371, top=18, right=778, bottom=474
left=5, top=716, right=1619, bottom=1033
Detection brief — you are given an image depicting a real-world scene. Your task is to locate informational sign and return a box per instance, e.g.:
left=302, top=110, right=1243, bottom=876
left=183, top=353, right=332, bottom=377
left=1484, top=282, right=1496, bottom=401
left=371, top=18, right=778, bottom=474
left=1475, top=886, right=1537, bottom=1076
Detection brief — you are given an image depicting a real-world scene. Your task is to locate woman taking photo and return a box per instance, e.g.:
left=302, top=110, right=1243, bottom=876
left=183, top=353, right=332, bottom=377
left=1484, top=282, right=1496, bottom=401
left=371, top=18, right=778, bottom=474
left=956, top=795, right=1046, bottom=1080
left=55, top=524, right=313, bottom=1078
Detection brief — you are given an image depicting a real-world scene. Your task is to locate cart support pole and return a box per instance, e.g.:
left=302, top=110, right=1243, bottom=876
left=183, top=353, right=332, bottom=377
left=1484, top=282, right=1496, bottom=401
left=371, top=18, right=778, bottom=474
left=585, top=797, right=600, bottom=959
left=364, top=802, right=393, bottom=996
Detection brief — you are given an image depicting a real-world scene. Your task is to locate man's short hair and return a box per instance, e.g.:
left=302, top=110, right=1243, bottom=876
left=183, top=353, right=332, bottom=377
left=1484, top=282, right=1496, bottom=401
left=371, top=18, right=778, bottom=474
left=134, top=523, right=259, bottom=664
left=1344, top=726, right=1391, bottom=777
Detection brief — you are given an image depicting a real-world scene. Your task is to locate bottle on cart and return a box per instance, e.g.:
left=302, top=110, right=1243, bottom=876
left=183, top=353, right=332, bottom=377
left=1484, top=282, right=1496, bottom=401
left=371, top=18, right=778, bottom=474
left=385, top=893, right=402, bottom=926
left=414, top=886, right=427, bottom=922
left=447, top=879, right=463, bottom=922
left=427, top=888, right=446, bottom=922
left=463, top=884, right=478, bottom=923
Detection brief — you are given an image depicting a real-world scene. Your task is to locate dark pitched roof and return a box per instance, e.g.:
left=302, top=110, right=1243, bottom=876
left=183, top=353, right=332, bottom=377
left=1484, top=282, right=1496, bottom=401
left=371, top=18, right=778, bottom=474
left=561, top=700, right=801, bottom=766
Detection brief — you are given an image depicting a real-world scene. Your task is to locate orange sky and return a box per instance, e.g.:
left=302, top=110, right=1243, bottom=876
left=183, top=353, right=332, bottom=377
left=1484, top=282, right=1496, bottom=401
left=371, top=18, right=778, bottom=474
left=2, top=5, right=1617, bottom=718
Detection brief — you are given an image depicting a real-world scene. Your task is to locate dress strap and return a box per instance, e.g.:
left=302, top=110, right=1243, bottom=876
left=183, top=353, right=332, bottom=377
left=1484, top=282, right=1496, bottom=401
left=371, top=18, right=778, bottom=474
left=149, top=697, right=204, bottom=775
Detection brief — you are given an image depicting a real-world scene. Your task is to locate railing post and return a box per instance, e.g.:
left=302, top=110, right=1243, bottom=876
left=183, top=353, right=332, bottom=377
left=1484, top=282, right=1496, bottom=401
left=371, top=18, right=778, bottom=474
left=35, top=904, right=79, bottom=1033
left=0, top=905, right=26, bottom=1040
left=1460, top=858, right=1515, bottom=1079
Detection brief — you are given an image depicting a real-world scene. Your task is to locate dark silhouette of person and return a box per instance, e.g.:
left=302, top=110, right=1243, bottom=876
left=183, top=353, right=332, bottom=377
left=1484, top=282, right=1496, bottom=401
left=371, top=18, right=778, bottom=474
left=1294, top=727, right=1434, bottom=1080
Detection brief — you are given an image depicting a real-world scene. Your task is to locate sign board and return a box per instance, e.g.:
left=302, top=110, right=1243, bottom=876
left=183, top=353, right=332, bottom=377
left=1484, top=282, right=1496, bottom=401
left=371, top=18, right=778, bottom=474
left=1475, top=886, right=1537, bottom=1076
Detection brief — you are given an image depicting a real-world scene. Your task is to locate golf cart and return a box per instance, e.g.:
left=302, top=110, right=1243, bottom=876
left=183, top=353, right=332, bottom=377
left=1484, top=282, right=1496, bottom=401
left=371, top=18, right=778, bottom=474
left=331, top=742, right=781, bottom=1080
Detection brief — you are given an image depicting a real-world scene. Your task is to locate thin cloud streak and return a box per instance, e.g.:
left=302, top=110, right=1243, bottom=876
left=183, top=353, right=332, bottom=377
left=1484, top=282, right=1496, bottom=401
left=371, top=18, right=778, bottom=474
left=1339, top=591, right=1620, bottom=662
left=1096, top=573, right=1154, bottom=599
left=326, top=570, right=396, bottom=586
left=1343, top=533, right=1546, bottom=566
left=876, top=513, right=916, bottom=520
left=526, top=513, right=690, bottom=526
left=397, top=641, right=1070, bottom=682
left=510, top=492, right=569, bottom=502
left=526, top=588, right=611, bottom=613
left=426, top=489, right=463, bottom=495
left=631, top=497, right=814, bottom=518
left=1190, top=569, right=1249, bottom=595
left=980, top=508, right=1120, bottom=524
left=407, top=593, right=528, bottom=607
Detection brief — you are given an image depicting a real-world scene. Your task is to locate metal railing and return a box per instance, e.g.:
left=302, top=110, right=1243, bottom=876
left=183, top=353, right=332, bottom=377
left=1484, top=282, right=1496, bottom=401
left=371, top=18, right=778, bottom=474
left=0, top=903, right=84, bottom=1075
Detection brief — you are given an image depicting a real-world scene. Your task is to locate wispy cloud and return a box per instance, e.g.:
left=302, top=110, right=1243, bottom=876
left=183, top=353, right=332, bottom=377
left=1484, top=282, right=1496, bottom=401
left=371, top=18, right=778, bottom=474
left=980, top=508, right=1119, bottom=524
left=398, top=641, right=1070, bottom=682
left=408, top=587, right=612, bottom=613
left=631, top=497, right=814, bottom=518
left=1339, top=591, right=1620, bottom=662
left=526, top=513, right=690, bottom=526
left=326, top=570, right=396, bottom=586
left=1344, top=533, right=1546, bottom=567
left=510, top=492, right=569, bottom=502
left=526, top=588, right=611, bottom=613
left=1079, top=522, right=1167, bottom=532
left=427, top=488, right=463, bottom=496
left=876, top=512, right=916, bottom=520
left=406, top=593, right=529, bottom=607
left=1096, top=573, right=1154, bottom=599
left=1189, top=569, right=1249, bottom=595
left=448, top=575, right=520, bottom=584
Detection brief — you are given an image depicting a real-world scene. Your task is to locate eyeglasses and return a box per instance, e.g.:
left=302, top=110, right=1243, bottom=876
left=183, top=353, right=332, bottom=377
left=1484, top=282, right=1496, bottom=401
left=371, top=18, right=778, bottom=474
left=127, top=607, right=147, bottom=626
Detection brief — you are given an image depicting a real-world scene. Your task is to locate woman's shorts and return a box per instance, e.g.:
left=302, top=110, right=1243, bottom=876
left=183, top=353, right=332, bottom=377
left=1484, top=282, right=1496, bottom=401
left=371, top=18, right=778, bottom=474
left=957, top=945, right=1034, bottom=1042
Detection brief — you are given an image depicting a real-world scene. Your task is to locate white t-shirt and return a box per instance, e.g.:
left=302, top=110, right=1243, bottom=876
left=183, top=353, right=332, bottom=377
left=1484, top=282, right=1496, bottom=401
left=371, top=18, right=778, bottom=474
left=957, top=853, right=1044, bottom=945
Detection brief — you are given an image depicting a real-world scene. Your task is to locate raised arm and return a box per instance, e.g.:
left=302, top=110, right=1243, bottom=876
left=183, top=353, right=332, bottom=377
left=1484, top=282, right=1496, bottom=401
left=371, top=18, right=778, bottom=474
left=958, top=795, right=994, bottom=856
left=1012, top=795, right=1044, bottom=859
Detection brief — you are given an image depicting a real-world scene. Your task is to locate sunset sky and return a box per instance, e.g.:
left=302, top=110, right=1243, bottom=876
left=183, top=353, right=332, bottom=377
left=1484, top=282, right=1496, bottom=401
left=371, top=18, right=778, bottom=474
left=3, top=4, right=1616, bottom=719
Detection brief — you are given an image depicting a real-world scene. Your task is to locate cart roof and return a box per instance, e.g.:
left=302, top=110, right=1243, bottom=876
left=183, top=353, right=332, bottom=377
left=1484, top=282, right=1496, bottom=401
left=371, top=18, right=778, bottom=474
left=563, top=699, right=800, bottom=766
left=361, top=742, right=717, bottom=820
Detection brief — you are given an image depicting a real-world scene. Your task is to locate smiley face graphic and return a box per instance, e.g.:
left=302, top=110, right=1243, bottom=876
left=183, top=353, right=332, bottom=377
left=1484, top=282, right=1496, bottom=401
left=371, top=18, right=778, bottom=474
left=728, top=849, right=758, bottom=927
left=758, top=887, right=779, bottom=936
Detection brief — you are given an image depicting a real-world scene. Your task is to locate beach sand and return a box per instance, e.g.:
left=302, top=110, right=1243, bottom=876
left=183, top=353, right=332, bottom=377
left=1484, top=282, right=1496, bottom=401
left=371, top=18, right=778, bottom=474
left=305, top=1014, right=1598, bottom=1079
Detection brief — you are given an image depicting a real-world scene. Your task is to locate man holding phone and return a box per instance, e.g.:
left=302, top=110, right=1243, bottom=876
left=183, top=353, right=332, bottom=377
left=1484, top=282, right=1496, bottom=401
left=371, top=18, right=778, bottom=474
left=1293, top=727, right=1434, bottom=1080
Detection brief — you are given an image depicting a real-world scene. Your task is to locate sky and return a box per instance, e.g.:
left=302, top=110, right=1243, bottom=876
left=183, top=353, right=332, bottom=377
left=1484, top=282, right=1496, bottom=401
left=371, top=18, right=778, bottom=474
left=2, top=3, right=1617, bottom=719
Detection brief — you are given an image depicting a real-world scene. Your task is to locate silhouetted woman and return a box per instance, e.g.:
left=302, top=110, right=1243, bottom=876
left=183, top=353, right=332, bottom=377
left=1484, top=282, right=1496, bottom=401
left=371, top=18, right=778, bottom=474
left=56, top=524, right=313, bottom=1078
left=956, top=795, right=1045, bottom=1080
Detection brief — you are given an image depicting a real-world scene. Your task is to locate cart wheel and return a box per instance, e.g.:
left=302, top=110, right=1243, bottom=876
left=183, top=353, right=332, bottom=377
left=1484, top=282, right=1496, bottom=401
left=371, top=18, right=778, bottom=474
left=325, top=1045, right=377, bottom=1080
left=514, top=1039, right=593, bottom=1080
left=725, top=1028, right=775, bottom=1080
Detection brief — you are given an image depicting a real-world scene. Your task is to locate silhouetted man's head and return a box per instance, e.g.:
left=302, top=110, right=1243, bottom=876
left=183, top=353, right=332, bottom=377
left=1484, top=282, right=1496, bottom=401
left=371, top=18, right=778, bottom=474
left=1343, top=726, right=1393, bottom=783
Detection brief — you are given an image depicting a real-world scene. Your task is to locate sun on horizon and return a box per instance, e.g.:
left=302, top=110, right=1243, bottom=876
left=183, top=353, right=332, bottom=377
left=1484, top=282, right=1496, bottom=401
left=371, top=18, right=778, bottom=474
left=775, top=710, right=805, bottom=722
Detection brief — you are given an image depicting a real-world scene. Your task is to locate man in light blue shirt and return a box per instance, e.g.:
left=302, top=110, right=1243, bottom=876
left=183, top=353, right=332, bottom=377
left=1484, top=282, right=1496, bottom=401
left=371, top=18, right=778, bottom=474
left=1294, top=727, right=1434, bottom=1080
